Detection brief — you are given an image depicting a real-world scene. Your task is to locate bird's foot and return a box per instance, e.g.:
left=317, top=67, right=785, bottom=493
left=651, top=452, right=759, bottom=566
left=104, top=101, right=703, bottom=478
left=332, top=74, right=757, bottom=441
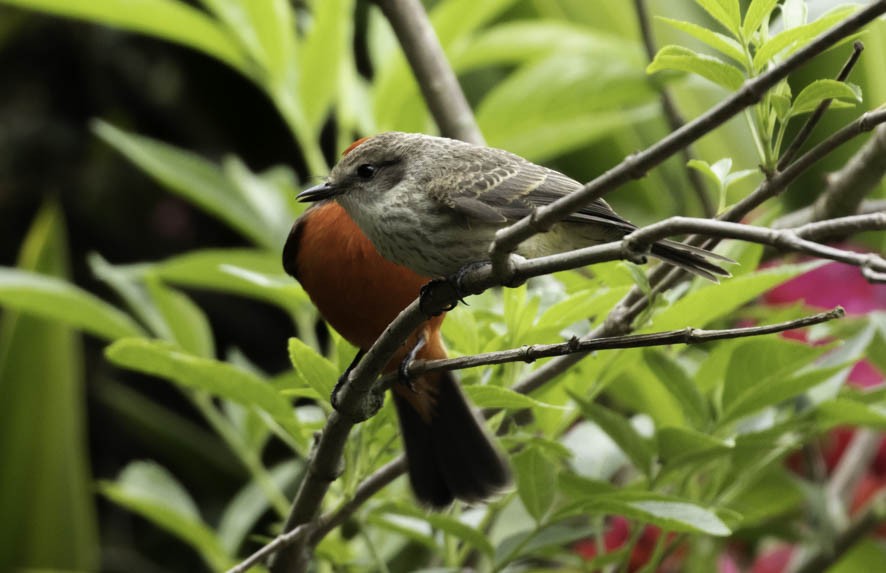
left=418, top=262, right=486, bottom=317
left=397, top=333, right=427, bottom=393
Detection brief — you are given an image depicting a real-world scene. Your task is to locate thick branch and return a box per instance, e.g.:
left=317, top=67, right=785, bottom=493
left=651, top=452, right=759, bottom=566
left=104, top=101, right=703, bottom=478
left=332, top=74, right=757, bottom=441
left=372, top=0, right=484, bottom=145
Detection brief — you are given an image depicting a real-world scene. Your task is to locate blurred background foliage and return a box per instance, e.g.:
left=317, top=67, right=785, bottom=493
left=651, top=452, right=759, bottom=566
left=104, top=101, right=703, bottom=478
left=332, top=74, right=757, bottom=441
left=0, top=0, right=885, bottom=571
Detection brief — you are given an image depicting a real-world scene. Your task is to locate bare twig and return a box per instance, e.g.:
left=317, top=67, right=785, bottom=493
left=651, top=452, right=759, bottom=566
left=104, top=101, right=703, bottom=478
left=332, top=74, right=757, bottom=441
left=778, top=41, right=865, bottom=169
left=634, top=0, right=715, bottom=216
left=386, top=308, right=844, bottom=383
left=372, top=0, right=485, bottom=145
left=827, top=429, right=884, bottom=508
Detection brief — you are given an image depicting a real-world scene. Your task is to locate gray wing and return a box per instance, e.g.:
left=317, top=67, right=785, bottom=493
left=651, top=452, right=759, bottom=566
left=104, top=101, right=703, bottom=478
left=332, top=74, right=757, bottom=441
left=435, top=148, right=636, bottom=233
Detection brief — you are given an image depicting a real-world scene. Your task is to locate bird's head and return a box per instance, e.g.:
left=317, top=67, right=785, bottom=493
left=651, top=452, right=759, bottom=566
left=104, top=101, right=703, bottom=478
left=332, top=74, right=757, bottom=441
left=296, top=132, right=436, bottom=209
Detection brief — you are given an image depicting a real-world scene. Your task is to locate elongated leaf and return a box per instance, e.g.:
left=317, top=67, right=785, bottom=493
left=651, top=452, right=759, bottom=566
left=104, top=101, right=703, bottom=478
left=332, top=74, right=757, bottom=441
left=648, top=45, right=744, bottom=90
left=753, top=6, right=857, bottom=70
left=573, top=491, right=731, bottom=535
left=0, top=202, right=98, bottom=570
left=106, top=338, right=303, bottom=440
left=573, top=395, right=654, bottom=476
left=0, top=268, right=144, bottom=341
left=0, top=0, right=248, bottom=73
left=658, top=17, right=745, bottom=65
left=742, top=0, right=779, bottom=38
left=790, top=79, right=861, bottom=117
left=463, top=385, right=560, bottom=410
left=695, top=0, right=742, bottom=37
left=93, top=121, right=278, bottom=249
left=643, top=350, right=709, bottom=427
left=288, top=337, right=338, bottom=401
left=513, top=445, right=557, bottom=522
left=100, top=462, right=231, bottom=571
left=145, top=276, right=214, bottom=358
left=657, top=426, right=734, bottom=468
left=817, top=399, right=886, bottom=430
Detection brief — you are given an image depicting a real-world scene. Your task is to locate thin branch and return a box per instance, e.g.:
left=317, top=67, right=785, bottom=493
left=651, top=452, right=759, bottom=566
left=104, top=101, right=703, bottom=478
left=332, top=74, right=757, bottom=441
left=778, top=41, right=865, bottom=169
left=634, top=0, right=715, bottom=217
left=827, top=429, right=883, bottom=508
left=387, top=308, right=844, bottom=382
left=489, top=2, right=886, bottom=277
left=227, top=524, right=309, bottom=573
left=372, top=0, right=485, bottom=145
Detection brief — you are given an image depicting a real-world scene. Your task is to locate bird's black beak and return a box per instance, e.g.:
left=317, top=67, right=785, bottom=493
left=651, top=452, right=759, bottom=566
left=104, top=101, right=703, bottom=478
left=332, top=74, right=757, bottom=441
left=297, top=182, right=340, bottom=203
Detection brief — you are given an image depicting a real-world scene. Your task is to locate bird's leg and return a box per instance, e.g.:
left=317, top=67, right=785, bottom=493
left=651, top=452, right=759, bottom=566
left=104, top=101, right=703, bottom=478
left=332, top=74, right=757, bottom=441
left=331, top=348, right=366, bottom=410
left=397, top=333, right=427, bottom=393
left=418, top=261, right=487, bottom=317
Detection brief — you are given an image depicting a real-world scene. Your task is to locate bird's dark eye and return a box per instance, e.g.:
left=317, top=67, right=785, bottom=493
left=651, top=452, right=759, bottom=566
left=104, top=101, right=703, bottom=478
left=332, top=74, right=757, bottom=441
left=356, top=164, right=377, bottom=179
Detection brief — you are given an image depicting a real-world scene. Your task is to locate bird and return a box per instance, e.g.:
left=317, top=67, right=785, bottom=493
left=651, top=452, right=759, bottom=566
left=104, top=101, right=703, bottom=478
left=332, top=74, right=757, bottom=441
left=296, top=131, right=730, bottom=283
left=283, top=198, right=510, bottom=507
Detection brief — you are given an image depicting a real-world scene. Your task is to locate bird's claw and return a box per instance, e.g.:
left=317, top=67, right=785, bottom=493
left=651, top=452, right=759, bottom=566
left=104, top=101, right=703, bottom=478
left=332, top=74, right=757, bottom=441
left=398, top=333, right=426, bottom=392
left=418, top=262, right=486, bottom=317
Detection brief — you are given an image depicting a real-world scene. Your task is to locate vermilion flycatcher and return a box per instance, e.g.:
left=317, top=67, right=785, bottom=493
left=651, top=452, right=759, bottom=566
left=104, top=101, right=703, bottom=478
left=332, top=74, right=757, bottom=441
left=283, top=198, right=509, bottom=507
left=297, top=132, right=729, bottom=281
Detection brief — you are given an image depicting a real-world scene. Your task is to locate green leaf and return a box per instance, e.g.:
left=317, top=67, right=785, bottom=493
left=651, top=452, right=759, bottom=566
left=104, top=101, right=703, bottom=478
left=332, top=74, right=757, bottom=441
left=643, top=350, right=709, bottom=427
left=513, top=445, right=557, bottom=522
left=816, top=399, right=886, bottom=430
left=657, top=17, right=745, bottom=65
left=753, top=6, right=858, bottom=71
left=100, top=462, right=231, bottom=571
left=572, top=395, right=654, bottom=476
left=387, top=505, right=495, bottom=557
left=288, top=337, right=338, bottom=402
left=217, top=461, right=300, bottom=554
left=0, top=268, right=145, bottom=341
left=155, top=248, right=307, bottom=312
left=657, top=427, right=734, bottom=468
left=694, top=0, right=742, bottom=37
left=650, top=261, right=822, bottom=331
left=723, top=364, right=849, bottom=424
left=0, top=0, right=248, bottom=73
left=742, top=0, right=779, bottom=38
left=722, top=337, right=824, bottom=406
left=145, top=276, right=214, bottom=358
left=0, top=202, right=98, bottom=570
left=575, top=492, right=731, bottom=535
left=106, top=338, right=303, bottom=441
left=93, top=121, right=281, bottom=249
left=534, top=286, right=632, bottom=337
left=790, top=79, right=862, bottom=117
left=463, top=385, right=561, bottom=410
left=648, top=45, right=744, bottom=90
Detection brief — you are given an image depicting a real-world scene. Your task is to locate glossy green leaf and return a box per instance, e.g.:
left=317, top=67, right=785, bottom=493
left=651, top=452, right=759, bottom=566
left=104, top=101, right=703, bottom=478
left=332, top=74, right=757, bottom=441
left=0, top=202, right=98, bottom=570
left=106, top=338, right=302, bottom=439
left=694, top=0, right=742, bottom=37
left=100, top=462, right=231, bottom=571
left=0, top=0, right=248, bottom=73
left=463, top=385, right=561, bottom=410
left=657, top=426, right=734, bottom=468
left=643, top=350, right=709, bottom=427
left=288, top=337, right=338, bottom=402
left=94, top=121, right=280, bottom=249
left=816, top=399, right=886, bottom=430
left=753, top=6, right=857, bottom=70
left=145, top=276, right=214, bottom=358
left=513, top=445, right=557, bottom=522
left=534, top=286, right=631, bottom=336
left=742, top=0, right=779, bottom=38
left=657, top=17, right=745, bottom=65
left=576, top=492, right=731, bottom=535
left=572, top=395, right=654, bottom=476
left=790, top=79, right=862, bottom=117
left=297, top=0, right=352, bottom=131
left=0, top=268, right=145, bottom=341
left=648, top=45, right=744, bottom=90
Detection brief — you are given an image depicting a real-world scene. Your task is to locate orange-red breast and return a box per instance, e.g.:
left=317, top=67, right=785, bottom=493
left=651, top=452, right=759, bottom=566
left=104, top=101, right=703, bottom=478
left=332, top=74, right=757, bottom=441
left=283, top=197, right=509, bottom=507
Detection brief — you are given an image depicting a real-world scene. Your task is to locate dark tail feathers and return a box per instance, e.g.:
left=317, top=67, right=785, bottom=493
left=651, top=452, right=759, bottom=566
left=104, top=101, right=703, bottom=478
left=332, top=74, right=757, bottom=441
left=650, top=240, right=733, bottom=282
left=393, top=371, right=510, bottom=508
